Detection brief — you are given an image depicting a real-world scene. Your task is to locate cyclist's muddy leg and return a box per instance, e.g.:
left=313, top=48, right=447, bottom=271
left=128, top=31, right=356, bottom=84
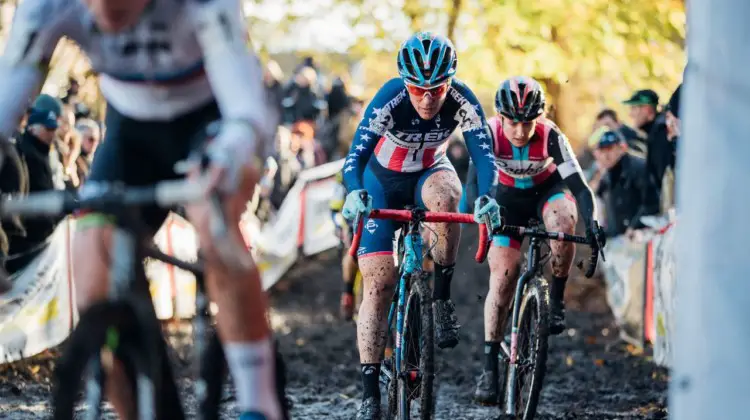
left=357, top=254, right=397, bottom=399
left=484, top=245, right=522, bottom=341
left=357, top=255, right=397, bottom=361
left=187, top=166, right=282, bottom=419
left=541, top=193, right=578, bottom=300
left=419, top=169, right=462, bottom=300
left=73, top=224, right=135, bottom=420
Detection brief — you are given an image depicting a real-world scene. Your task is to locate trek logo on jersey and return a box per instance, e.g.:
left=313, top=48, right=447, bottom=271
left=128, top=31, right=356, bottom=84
left=495, top=157, right=552, bottom=177
left=384, top=128, right=453, bottom=148
left=449, top=89, right=483, bottom=132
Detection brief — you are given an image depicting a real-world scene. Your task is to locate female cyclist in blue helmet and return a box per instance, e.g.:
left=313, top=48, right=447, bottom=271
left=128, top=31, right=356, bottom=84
left=397, top=32, right=458, bottom=119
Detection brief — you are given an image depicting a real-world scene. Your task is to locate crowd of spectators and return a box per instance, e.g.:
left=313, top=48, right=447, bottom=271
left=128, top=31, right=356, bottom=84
left=583, top=84, right=681, bottom=243
left=255, top=57, right=367, bottom=221
left=0, top=78, right=103, bottom=291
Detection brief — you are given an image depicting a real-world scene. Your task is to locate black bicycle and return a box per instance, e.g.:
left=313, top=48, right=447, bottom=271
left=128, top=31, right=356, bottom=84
left=0, top=176, right=287, bottom=419
left=476, top=198, right=603, bottom=420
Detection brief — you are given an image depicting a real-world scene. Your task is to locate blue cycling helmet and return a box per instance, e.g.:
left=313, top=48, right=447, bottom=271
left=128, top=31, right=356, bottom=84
left=397, top=32, right=457, bottom=87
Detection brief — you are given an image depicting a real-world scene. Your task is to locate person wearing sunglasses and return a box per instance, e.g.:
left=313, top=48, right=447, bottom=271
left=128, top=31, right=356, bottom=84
left=340, top=31, right=500, bottom=420
left=458, top=76, right=605, bottom=404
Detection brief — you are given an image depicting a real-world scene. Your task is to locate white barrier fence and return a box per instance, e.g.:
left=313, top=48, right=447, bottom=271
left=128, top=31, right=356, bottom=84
left=0, top=159, right=344, bottom=365
left=601, top=220, right=676, bottom=367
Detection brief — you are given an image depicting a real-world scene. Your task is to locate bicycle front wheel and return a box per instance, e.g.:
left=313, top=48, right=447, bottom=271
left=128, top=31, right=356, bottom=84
left=397, top=273, right=435, bottom=420
left=53, top=300, right=182, bottom=420
left=502, top=276, right=550, bottom=420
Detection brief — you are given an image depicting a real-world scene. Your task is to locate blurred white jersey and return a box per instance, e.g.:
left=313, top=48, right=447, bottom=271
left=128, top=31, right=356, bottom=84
left=0, top=0, right=268, bottom=134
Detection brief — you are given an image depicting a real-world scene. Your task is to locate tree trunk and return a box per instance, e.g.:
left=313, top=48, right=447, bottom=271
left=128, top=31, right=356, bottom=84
left=446, top=0, right=463, bottom=41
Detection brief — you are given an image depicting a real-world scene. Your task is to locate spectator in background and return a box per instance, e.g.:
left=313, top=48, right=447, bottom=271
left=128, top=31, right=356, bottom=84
left=6, top=106, right=66, bottom=273
left=661, top=84, right=681, bottom=213
left=622, top=89, right=670, bottom=212
left=267, top=126, right=303, bottom=210
left=592, top=130, right=659, bottom=239
left=61, top=77, right=80, bottom=106
left=317, top=76, right=352, bottom=160
left=75, top=118, right=101, bottom=183
left=282, top=66, right=326, bottom=127
left=263, top=60, right=285, bottom=130
left=291, top=120, right=325, bottom=168
left=594, top=108, right=647, bottom=156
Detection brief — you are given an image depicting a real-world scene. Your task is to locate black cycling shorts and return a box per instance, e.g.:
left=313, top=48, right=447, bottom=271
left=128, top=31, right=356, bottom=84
left=495, top=178, right=575, bottom=249
left=83, top=100, right=221, bottom=233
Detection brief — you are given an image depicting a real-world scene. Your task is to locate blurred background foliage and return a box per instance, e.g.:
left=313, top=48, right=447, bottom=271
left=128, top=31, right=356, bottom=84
left=0, top=0, right=685, bottom=146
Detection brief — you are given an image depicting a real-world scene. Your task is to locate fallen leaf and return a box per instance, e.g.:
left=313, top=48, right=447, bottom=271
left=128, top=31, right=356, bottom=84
left=295, top=338, right=306, bottom=346
left=566, top=356, right=574, bottom=366
left=594, top=359, right=605, bottom=367
left=585, top=336, right=597, bottom=345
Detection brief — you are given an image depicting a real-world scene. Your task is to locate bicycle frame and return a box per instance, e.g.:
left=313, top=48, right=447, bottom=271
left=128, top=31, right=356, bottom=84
left=388, top=213, right=424, bottom=381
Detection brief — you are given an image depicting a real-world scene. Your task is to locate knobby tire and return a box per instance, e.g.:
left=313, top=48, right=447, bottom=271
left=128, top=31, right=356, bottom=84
left=502, top=277, right=550, bottom=420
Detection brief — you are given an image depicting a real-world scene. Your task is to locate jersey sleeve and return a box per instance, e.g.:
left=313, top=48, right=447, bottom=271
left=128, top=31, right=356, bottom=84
left=186, top=0, right=272, bottom=140
left=342, top=79, right=406, bottom=192
left=548, top=127, right=598, bottom=227
left=0, top=0, right=69, bottom=137
left=450, top=83, right=497, bottom=197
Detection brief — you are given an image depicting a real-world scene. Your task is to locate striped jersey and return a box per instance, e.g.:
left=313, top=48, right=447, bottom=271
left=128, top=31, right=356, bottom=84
left=343, top=77, right=497, bottom=196
left=488, top=116, right=583, bottom=189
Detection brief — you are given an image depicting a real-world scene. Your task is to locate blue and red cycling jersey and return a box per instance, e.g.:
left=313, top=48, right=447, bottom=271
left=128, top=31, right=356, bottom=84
left=342, top=78, right=497, bottom=197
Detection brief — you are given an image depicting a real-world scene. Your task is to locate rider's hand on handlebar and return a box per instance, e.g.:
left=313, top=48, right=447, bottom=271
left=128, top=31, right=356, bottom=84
left=586, top=220, right=606, bottom=250
left=342, top=189, right=373, bottom=222
left=473, top=195, right=502, bottom=232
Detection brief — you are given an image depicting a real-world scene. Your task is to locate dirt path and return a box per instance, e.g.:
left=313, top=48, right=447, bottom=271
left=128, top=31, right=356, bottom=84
left=0, top=225, right=668, bottom=419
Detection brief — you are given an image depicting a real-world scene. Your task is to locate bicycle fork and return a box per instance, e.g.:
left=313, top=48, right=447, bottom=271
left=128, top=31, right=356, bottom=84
left=503, top=239, right=540, bottom=416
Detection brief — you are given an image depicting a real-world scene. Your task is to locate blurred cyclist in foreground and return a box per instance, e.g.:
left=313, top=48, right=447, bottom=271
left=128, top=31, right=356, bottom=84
left=0, top=0, right=285, bottom=418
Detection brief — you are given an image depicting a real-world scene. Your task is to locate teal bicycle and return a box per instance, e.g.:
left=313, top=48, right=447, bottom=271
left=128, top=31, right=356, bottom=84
left=349, top=192, right=488, bottom=419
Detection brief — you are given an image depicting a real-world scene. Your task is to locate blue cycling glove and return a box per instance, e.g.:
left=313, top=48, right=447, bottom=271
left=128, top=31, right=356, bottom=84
left=473, top=195, right=502, bottom=231
left=342, top=189, right=373, bottom=222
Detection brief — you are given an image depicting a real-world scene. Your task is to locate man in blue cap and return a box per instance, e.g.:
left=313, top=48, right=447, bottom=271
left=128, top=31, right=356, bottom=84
left=592, top=130, right=659, bottom=238
left=5, top=99, right=66, bottom=273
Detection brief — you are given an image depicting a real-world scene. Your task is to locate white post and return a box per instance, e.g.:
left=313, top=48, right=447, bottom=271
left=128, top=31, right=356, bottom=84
left=670, top=0, right=750, bottom=418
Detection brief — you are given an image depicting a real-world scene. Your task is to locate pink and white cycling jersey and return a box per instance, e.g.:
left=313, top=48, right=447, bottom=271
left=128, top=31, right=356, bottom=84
left=487, top=116, right=581, bottom=189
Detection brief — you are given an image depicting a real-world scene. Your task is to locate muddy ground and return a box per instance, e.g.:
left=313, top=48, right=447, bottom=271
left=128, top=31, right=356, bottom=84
left=0, top=225, right=668, bottom=419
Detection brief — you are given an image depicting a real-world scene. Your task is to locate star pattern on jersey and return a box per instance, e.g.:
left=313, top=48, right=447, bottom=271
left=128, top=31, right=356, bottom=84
left=360, top=133, right=371, bottom=142
left=477, top=132, right=487, bottom=140
left=344, top=165, right=354, bottom=173
left=346, top=157, right=356, bottom=164
left=479, top=143, right=491, bottom=150
left=355, top=144, right=366, bottom=152
left=485, top=152, right=495, bottom=159
left=371, top=107, right=387, bottom=120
